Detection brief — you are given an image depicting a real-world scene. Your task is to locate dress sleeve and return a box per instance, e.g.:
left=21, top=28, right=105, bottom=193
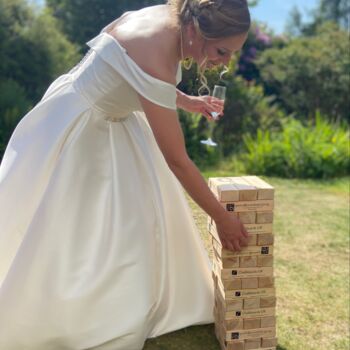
left=86, top=33, right=178, bottom=110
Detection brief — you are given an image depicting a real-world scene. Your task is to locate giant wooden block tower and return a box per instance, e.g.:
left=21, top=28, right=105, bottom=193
left=208, top=176, right=277, bottom=350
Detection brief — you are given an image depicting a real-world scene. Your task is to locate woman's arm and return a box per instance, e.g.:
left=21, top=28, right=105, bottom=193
left=138, top=94, right=248, bottom=251
left=176, top=89, right=224, bottom=120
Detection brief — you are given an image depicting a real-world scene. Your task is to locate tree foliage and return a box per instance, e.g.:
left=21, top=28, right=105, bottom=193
left=0, top=0, right=79, bottom=159
left=286, top=0, right=350, bottom=36
left=257, top=23, right=350, bottom=123
left=46, top=0, right=163, bottom=49
left=314, top=0, right=350, bottom=30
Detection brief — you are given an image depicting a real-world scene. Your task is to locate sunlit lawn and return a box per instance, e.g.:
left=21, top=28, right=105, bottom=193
left=144, top=174, right=349, bottom=350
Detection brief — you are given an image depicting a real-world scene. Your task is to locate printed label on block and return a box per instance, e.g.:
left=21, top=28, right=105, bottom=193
left=226, top=327, right=276, bottom=341
left=221, top=266, right=274, bottom=279
left=218, top=307, right=276, bottom=319
left=222, top=288, right=276, bottom=300
left=212, top=238, right=273, bottom=257
left=224, top=200, right=274, bottom=213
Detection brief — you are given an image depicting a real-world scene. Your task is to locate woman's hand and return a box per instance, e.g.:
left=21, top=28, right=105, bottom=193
left=214, top=212, right=249, bottom=252
left=176, top=90, right=224, bottom=120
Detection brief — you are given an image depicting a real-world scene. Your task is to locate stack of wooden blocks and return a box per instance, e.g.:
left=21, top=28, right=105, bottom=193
left=208, top=176, right=277, bottom=350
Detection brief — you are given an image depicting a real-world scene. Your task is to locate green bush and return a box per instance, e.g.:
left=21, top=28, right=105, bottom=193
left=0, top=0, right=80, bottom=160
left=241, top=113, right=350, bottom=178
left=0, top=79, right=31, bottom=157
left=178, top=60, right=287, bottom=158
left=257, top=23, right=350, bottom=123
left=179, top=109, right=221, bottom=167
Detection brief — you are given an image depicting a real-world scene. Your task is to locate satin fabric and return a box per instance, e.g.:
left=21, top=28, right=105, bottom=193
left=0, top=29, right=214, bottom=349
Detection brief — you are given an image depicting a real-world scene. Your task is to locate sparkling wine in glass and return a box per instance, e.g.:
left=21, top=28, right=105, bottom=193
left=200, top=85, right=226, bottom=147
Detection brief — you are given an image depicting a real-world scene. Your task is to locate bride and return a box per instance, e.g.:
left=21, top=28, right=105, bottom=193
left=0, top=1, right=250, bottom=349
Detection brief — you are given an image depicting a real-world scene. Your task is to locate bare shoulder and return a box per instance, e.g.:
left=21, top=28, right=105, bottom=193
left=107, top=5, right=178, bottom=85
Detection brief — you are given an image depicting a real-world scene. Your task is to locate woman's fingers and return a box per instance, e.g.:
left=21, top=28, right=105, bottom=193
left=222, top=236, right=242, bottom=252
left=240, top=235, right=249, bottom=247
left=226, top=241, right=235, bottom=251
left=201, top=108, right=214, bottom=120
left=232, top=239, right=241, bottom=252
left=240, top=222, right=249, bottom=238
left=201, top=98, right=224, bottom=114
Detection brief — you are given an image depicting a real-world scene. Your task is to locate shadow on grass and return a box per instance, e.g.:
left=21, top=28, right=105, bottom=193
left=144, top=324, right=220, bottom=350
left=144, top=323, right=287, bottom=350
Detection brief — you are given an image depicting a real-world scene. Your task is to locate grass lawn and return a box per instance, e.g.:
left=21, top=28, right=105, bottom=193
left=144, top=174, right=349, bottom=350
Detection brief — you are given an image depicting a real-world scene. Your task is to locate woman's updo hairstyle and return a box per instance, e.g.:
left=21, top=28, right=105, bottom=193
left=168, top=0, right=250, bottom=94
left=169, top=0, right=251, bottom=39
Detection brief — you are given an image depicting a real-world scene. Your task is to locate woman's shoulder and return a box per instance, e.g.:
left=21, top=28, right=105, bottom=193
left=107, top=5, right=179, bottom=85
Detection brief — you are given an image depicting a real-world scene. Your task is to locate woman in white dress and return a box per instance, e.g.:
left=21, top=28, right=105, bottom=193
left=0, top=1, right=250, bottom=349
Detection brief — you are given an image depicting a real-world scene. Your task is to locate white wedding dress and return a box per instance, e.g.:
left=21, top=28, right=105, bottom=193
left=0, top=21, right=214, bottom=350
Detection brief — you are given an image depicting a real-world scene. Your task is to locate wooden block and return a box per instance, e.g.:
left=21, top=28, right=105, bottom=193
left=215, top=307, right=243, bottom=330
left=214, top=323, right=222, bottom=344
left=209, top=178, right=240, bottom=202
left=238, top=212, right=257, bottom=224
left=218, top=307, right=276, bottom=320
left=218, top=296, right=244, bottom=312
left=261, top=337, right=278, bottom=347
left=240, top=256, right=257, bottom=268
left=216, top=274, right=240, bottom=293
left=225, top=318, right=244, bottom=331
left=256, top=212, right=274, bottom=224
left=220, top=278, right=242, bottom=290
left=241, top=278, right=259, bottom=289
left=212, top=238, right=273, bottom=258
left=243, top=298, right=260, bottom=310
left=225, top=341, right=245, bottom=350
left=242, top=176, right=275, bottom=200
left=210, top=221, right=273, bottom=235
left=261, top=316, right=276, bottom=328
left=228, top=177, right=258, bottom=201
left=208, top=223, right=221, bottom=243
left=243, top=223, right=273, bottom=235
left=247, top=234, right=257, bottom=246
left=209, top=177, right=260, bottom=202
left=215, top=184, right=241, bottom=202
left=258, top=277, right=275, bottom=288
left=224, top=200, right=274, bottom=213
left=257, top=255, right=274, bottom=267
left=219, top=266, right=274, bottom=280
left=257, top=234, right=275, bottom=246
left=222, top=288, right=276, bottom=300
left=212, top=257, right=221, bottom=276
left=225, top=327, right=276, bottom=341
left=219, top=255, right=240, bottom=268
left=243, top=318, right=261, bottom=330
left=215, top=324, right=229, bottom=350
left=244, top=338, right=261, bottom=349
left=260, top=296, right=277, bottom=308
left=215, top=287, right=254, bottom=310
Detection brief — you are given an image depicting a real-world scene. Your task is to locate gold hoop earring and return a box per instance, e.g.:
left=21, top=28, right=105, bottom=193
left=183, top=57, right=193, bottom=70
left=180, top=27, right=194, bottom=70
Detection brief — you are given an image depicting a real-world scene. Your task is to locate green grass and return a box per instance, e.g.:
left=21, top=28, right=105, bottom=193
left=144, top=174, right=349, bottom=350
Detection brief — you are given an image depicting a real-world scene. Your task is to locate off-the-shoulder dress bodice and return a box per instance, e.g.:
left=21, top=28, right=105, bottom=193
left=70, top=32, right=182, bottom=122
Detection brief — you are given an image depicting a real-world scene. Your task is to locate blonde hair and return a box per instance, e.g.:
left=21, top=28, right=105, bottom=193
left=168, top=0, right=251, bottom=94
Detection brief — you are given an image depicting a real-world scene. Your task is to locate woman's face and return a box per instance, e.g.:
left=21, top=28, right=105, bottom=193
left=190, top=29, right=248, bottom=69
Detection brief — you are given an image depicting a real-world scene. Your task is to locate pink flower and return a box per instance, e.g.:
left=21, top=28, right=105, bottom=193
left=255, top=27, right=271, bottom=45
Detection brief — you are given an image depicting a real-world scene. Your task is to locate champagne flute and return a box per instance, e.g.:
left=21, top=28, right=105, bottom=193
left=200, top=85, right=226, bottom=147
